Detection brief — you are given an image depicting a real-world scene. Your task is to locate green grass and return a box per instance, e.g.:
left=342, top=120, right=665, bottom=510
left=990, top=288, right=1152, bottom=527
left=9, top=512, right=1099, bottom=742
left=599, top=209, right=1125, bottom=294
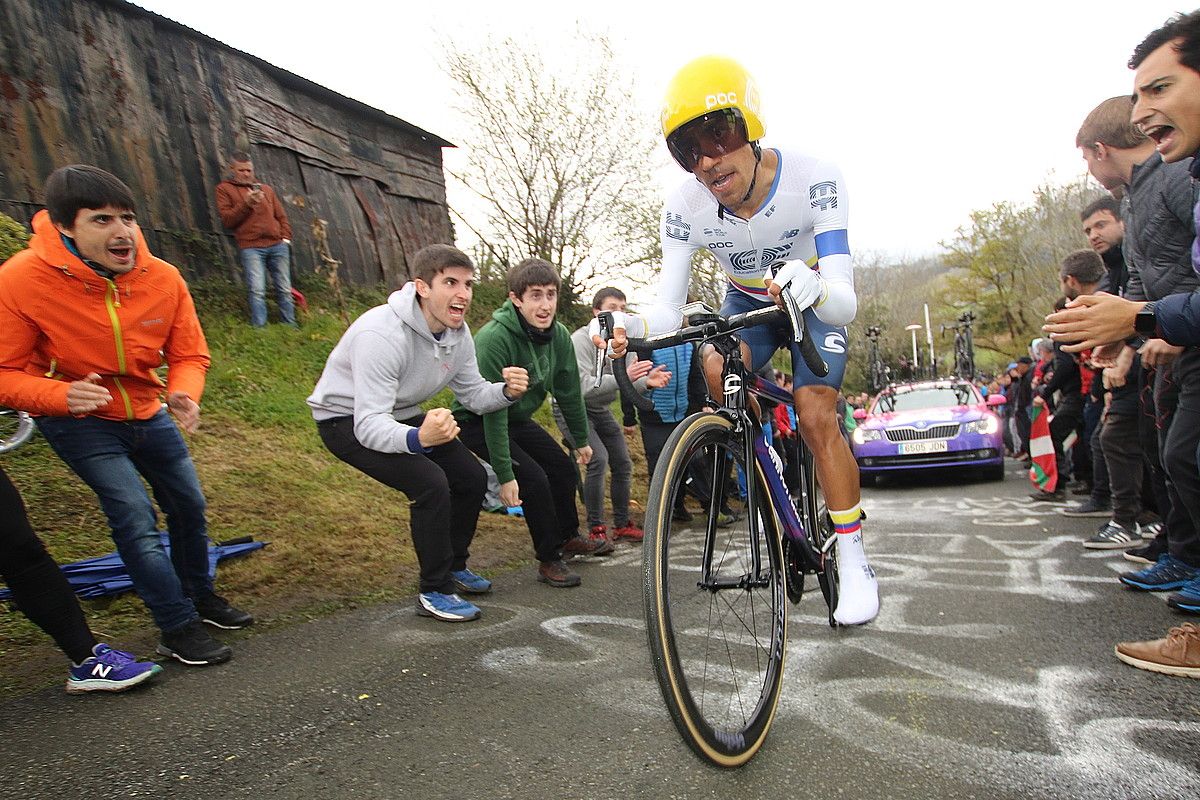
left=0, top=276, right=630, bottom=696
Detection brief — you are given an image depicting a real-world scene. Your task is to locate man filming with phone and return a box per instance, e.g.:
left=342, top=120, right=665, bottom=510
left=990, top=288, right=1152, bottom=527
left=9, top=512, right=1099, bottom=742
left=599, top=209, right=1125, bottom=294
left=215, top=151, right=297, bottom=328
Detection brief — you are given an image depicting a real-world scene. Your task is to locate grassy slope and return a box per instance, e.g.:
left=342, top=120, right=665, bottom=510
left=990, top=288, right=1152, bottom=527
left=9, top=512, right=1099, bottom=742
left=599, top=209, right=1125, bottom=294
left=0, top=279, right=650, bottom=695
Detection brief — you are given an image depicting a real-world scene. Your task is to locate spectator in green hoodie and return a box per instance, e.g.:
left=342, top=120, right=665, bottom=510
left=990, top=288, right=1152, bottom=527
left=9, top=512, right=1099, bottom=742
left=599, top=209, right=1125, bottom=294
left=454, top=259, right=613, bottom=588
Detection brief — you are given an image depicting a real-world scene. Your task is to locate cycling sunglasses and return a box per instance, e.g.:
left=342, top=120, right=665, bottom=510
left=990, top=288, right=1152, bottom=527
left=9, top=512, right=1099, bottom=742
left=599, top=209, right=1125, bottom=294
left=666, top=109, right=749, bottom=170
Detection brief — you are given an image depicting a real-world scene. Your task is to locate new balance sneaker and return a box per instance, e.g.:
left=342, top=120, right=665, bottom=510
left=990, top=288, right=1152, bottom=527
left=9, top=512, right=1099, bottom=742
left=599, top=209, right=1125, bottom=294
left=1118, top=553, right=1200, bottom=591
left=1058, top=499, right=1111, bottom=517
left=537, top=559, right=581, bottom=588
left=450, top=568, right=493, bottom=595
left=563, top=534, right=614, bottom=557
left=194, top=592, right=254, bottom=630
left=66, top=644, right=163, bottom=694
left=1114, top=623, right=1200, bottom=678
left=1167, top=574, right=1200, bottom=614
left=613, top=523, right=645, bottom=542
left=157, top=620, right=233, bottom=666
left=1124, top=537, right=1168, bottom=565
left=416, top=591, right=481, bottom=622
left=1083, top=521, right=1141, bottom=550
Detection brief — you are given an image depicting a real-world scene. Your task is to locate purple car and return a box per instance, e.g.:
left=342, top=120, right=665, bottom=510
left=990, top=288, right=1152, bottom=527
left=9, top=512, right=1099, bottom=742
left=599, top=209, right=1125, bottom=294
left=851, top=380, right=1006, bottom=486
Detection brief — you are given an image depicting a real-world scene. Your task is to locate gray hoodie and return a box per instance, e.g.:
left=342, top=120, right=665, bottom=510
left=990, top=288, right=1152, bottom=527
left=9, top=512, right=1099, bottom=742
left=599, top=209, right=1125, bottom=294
left=307, top=282, right=510, bottom=453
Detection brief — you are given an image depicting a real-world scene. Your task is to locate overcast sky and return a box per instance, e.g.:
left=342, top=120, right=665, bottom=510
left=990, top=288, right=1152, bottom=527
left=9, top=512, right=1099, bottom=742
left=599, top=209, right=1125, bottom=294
left=134, top=0, right=1187, bottom=261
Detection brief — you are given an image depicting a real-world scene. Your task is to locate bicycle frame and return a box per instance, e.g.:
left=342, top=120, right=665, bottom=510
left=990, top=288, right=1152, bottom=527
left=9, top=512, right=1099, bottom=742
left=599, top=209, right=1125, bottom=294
left=697, top=345, right=823, bottom=592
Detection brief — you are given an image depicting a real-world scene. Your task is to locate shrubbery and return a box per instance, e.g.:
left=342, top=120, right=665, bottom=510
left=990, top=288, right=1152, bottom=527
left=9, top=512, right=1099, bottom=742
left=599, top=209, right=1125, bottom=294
left=0, top=212, right=30, bottom=262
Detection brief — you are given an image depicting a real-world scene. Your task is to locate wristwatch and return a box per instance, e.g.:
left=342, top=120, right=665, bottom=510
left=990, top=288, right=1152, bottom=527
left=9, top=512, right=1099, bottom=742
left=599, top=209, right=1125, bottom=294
left=1134, top=301, right=1157, bottom=334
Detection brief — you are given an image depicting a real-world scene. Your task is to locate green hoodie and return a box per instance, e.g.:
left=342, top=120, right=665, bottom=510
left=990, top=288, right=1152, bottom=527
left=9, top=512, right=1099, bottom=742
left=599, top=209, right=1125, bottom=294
left=452, top=299, right=589, bottom=483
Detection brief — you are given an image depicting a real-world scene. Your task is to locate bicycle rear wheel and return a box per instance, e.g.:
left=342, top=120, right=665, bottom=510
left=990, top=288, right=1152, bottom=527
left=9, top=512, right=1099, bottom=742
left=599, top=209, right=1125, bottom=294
left=643, top=413, right=787, bottom=767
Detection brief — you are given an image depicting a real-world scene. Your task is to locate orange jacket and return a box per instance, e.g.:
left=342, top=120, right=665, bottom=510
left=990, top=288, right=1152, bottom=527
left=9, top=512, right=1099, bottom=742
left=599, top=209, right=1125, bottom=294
left=215, top=180, right=292, bottom=249
left=0, top=210, right=210, bottom=421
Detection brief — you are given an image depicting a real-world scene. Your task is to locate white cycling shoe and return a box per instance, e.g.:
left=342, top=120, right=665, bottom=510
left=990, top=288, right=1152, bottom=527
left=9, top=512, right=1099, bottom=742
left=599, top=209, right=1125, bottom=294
left=833, top=533, right=879, bottom=625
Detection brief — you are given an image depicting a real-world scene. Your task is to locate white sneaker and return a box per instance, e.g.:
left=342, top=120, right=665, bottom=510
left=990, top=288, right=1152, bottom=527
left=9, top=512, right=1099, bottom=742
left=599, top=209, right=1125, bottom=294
left=834, top=563, right=879, bottom=625
left=833, top=532, right=879, bottom=625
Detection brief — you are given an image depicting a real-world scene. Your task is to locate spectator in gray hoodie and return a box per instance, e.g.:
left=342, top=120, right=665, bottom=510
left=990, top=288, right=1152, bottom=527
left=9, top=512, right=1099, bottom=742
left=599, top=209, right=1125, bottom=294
left=307, top=245, right=528, bottom=623
left=552, top=287, right=669, bottom=547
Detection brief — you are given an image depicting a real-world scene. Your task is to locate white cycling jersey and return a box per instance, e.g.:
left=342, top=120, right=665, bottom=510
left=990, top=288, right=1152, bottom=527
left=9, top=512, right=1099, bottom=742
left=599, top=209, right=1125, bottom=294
left=634, top=147, right=856, bottom=336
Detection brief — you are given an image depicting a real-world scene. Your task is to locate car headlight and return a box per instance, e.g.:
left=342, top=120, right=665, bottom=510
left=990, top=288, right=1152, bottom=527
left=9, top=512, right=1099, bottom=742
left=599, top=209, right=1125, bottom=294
left=965, top=415, right=999, bottom=435
left=852, top=427, right=883, bottom=444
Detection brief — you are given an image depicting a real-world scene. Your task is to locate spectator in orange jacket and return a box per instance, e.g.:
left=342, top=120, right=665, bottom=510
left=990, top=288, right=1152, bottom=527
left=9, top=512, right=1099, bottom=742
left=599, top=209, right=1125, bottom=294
left=0, top=165, right=251, bottom=668
left=215, top=151, right=296, bottom=327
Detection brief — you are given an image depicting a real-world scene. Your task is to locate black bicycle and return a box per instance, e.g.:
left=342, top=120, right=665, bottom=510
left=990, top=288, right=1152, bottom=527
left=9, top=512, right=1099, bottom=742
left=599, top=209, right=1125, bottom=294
left=945, top=311, right=976, bottom=380
left=865, top=324, right=889, bottom=392
left=606, top=302, right=840, bottom=767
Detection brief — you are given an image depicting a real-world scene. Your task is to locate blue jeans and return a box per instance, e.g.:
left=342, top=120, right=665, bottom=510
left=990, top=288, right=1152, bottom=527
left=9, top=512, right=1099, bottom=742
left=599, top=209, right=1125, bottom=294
left=239, top=241, right=295, bottom=326
left=35, top=411, right=210, bottom=631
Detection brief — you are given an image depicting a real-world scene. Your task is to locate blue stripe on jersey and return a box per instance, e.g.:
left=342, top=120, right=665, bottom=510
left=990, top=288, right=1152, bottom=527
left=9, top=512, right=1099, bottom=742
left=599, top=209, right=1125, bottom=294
left=751, top=149, right=784, bottom=216
left=815, top=229, right=850, bottom=258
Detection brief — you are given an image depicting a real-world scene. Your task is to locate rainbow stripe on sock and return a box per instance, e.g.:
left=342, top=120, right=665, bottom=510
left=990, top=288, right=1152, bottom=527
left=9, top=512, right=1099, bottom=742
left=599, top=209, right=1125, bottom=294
left=829, top=505, right=862, bottom=536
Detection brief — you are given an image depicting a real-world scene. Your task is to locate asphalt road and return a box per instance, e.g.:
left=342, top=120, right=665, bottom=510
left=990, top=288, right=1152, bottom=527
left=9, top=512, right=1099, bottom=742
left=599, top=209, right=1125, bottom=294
left=2, top=463, right=1198, bottom=799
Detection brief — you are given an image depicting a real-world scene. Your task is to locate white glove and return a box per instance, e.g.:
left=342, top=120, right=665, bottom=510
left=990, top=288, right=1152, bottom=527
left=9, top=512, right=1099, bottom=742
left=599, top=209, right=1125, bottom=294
left=771, top=261, right=827, bottom=311
left=587, top=311, right=628, bottom=353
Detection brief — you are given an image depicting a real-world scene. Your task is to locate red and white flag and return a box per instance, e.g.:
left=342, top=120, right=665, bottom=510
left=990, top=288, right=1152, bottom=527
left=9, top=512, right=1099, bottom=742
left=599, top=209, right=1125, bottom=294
left=1028, top=404, right=1057, bottom=493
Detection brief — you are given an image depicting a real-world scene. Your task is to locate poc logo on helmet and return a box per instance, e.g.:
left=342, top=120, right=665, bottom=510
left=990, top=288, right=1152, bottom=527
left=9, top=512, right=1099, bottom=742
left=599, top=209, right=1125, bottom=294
left=705, top=92, right=738, bottom=110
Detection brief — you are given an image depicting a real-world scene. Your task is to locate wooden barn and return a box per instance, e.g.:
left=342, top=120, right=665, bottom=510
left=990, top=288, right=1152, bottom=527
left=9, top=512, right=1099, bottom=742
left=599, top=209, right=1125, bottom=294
left=0, top=0, right=454, bottom=288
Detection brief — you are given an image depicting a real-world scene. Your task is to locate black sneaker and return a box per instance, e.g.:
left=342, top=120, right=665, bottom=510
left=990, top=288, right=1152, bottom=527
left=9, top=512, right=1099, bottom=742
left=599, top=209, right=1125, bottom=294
left=157, top=620, right=233, bottom=666
left=1083, top=520, right=1141, bottom=550
left=194, top=593, right=254, bottom=630
left=1030, top=490, right=1065, bottom=503
left=1125, top=537, right=1168, bottom=565
left=1058, top=499, right=1111, bottom=517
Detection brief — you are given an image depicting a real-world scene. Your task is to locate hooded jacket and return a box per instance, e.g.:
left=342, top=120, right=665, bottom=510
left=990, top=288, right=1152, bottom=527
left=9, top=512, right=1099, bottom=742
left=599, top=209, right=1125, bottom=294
left=0, top=210, right=209, bottom=420
left=452, top=299, right=588, bottom=483
left=307, top=282, right=510, bottom=453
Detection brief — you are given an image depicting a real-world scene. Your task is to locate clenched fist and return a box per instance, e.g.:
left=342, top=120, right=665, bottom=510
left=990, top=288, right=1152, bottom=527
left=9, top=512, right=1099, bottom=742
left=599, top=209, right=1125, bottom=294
left=502, top=366, right=529, bottom=400
left=417, top=408, right=460, bottom=448
left=66, top=373, right=111, bottom=415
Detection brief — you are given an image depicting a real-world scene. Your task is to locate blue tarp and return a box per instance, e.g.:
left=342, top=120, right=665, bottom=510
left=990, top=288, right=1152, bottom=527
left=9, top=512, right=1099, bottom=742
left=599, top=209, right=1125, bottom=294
left=0, top=533, right=266, bottom=601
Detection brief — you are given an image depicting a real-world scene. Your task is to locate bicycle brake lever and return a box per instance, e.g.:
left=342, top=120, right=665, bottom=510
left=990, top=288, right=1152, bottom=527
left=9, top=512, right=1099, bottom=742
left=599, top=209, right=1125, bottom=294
left=594, top=312, right=612, bottom=389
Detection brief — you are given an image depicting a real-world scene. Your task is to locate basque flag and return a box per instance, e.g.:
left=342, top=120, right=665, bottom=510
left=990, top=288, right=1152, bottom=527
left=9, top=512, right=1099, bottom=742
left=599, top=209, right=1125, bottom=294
left=1028, top=404, right=1057, bottom=493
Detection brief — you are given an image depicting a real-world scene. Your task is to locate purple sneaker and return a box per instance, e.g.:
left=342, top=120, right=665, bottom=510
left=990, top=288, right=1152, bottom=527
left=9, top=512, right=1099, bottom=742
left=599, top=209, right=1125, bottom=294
left=66, top=644, right=163, bottom=694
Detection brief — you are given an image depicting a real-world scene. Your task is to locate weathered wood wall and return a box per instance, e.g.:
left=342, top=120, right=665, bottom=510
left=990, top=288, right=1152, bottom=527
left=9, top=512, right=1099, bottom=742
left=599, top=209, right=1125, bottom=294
left=0, top=0, right=454, bottom=288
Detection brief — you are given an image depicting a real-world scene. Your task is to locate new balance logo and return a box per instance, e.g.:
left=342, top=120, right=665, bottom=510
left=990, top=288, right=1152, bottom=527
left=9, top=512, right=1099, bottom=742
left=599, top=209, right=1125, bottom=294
left=91, top=663, right=113, bottom=678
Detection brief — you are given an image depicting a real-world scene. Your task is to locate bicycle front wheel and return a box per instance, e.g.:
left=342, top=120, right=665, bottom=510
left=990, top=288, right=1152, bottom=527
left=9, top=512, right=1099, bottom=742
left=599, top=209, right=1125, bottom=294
left=0, top=408, right=34, bottom=454
left=643, top=413, right=787, bottom=767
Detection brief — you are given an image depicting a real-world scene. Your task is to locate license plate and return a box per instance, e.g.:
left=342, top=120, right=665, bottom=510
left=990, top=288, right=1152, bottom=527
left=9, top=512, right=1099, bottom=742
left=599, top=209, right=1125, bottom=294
left=899, top=440, right=949, bottom=455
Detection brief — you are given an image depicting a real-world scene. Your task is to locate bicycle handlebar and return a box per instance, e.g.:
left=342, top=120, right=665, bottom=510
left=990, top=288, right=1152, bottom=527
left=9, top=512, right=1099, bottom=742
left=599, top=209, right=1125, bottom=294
left=602, top=304, right=829, bottom=413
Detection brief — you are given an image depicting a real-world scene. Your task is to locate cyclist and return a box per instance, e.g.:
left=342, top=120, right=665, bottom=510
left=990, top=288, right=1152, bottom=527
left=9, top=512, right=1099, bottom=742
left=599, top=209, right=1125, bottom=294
left=598, top=55, right=878, bottom=625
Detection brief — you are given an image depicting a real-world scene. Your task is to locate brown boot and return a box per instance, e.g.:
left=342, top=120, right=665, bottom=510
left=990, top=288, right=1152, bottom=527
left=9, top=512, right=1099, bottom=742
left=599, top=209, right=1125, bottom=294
left=1114, top=623, right=1200, bottom=678
left=537, top=559, right=581, bottom=588
left=563, top=534, right=614, bottom=557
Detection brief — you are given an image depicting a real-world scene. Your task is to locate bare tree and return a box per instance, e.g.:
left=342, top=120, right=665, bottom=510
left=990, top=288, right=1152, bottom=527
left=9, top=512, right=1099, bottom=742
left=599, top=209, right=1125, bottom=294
left=443, top=30, right=660, bottom=308
left=939, top=176, right=1103, bottom=351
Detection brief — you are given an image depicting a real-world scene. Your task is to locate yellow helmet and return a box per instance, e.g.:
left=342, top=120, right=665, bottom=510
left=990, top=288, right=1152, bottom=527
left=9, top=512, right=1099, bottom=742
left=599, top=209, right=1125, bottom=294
left=660, top=55, right=765, bottom=142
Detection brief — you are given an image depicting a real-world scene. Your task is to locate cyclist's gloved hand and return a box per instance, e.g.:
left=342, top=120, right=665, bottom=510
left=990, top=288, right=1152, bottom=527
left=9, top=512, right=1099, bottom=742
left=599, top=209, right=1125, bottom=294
left=588, top=311, right=628, bottom=357
left=769, top=260, right=827, bottom=311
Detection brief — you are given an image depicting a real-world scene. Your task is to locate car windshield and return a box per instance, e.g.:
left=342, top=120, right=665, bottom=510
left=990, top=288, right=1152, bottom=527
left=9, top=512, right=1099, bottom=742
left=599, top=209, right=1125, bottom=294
left=874, top=385, right=975, bottom=413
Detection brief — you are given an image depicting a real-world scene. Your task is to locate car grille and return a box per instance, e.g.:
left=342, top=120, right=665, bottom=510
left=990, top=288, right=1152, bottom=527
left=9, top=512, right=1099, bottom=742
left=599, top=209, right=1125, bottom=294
left=884, top=423, right=961, bottom=443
